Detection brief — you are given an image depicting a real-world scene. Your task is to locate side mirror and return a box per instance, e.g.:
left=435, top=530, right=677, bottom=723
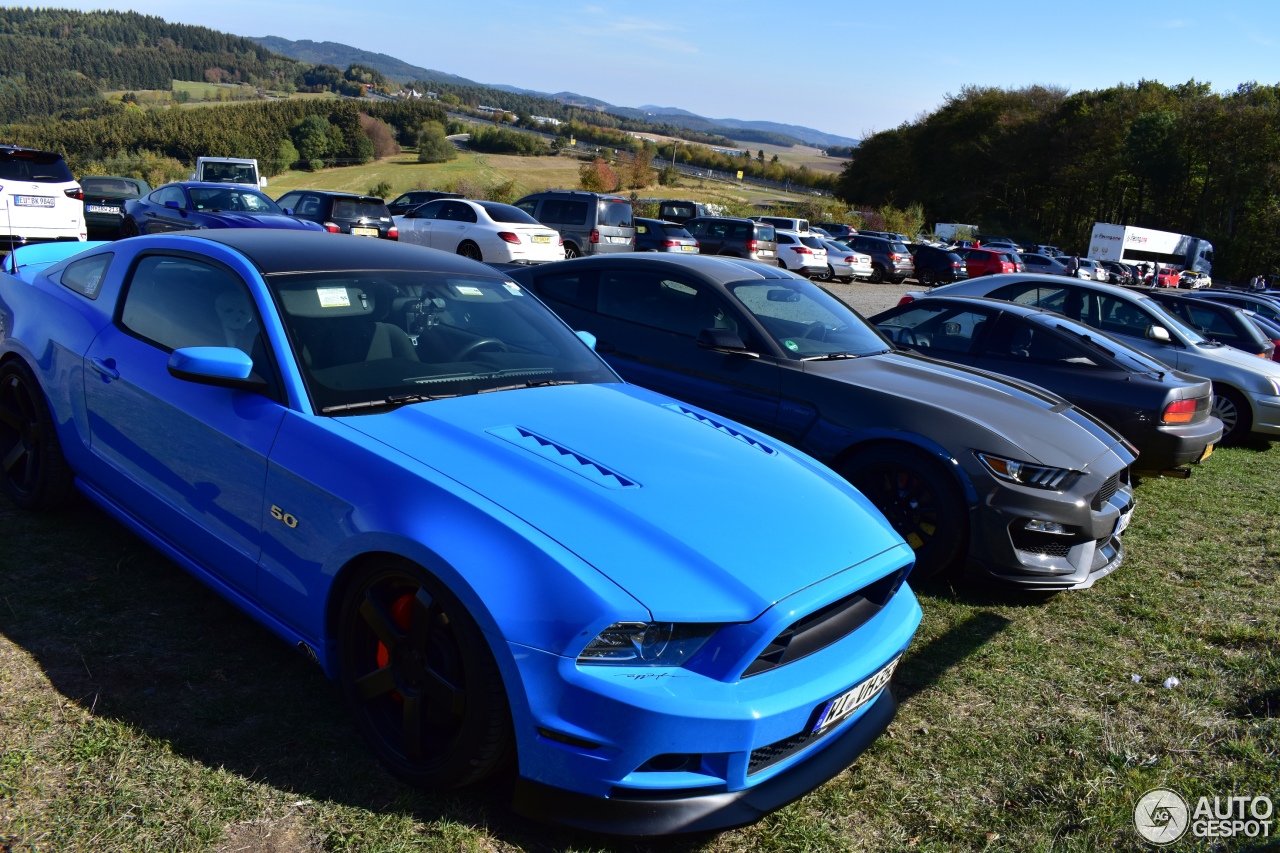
left=282, top=207, right=294, bottom=216
left=575, top=330, right=597, bottom=351
left=164, top=200, right=181, bottom=210
left=1146, top=325, right=1172, bottom=343
left=168, top=347, right=266, bottom=391
left=697, top=327, right=756, bottom=356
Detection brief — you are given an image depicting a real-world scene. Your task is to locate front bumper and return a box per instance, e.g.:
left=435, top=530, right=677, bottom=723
left=1247, top=393, right=1280, bottom=436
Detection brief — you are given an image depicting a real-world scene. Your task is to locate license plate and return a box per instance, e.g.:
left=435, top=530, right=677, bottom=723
left=608, top=235, right=629, bottom=243
left=680, top=244, right=697, bottom=252
left=759, top=250, right=774, bottom=257
left=1200, top=443, right=1214, bottom=461
left=86, top=204, right=121, bottom=214
left=811, top=655, right=900, bottom=735
left=532, top=234, right=551, bottom=244
left=1114, top=507, right=1134, bottom=536
left=14, top=195, right=55, bottom=208
left=351, top=227, right=378, bottom=237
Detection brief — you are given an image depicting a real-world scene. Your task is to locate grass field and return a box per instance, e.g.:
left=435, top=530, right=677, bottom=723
left=0, top=395, right=1275, bottom=850
left=739, top=141, right=849, bottom=175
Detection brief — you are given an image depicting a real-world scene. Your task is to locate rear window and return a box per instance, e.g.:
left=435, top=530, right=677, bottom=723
left=800, top=236, right=826, bottom=250
left=331, top=200, right=391, bottom=220
left=478, top=201, right=540, bottom=225
left=81, top=177, right=141, bottom=195
left=597, top=199, right=633, bottom=228
left=660, top=223, right=692, bottom=238
left=754, top=225, right=776, bottom=242
left=0, top=149, right=74, bottom=183
left=890, top=242, right=910, bottom=253
left=660, top=202, right=696, bottom=220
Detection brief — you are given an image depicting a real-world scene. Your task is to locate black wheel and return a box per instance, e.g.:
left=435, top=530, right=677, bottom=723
left=919, top=268, right=938, bottom=287
left=563, top=243, right=581, bottom=259
left=451, top=337, right=509, bottom=361
left=816, top=264, right=835, bottom=282
left=777, top=258, right=788, bottom=270
left=456, top=241, right=482, bottom=261
left=868, top=263, right=886, bottom=284
left=120, top=217, right=141, bottom=238
left=1212, top=387, right=1252, bottom=445
left=840, top=446, right=966, bottom=580
left=338, top=559, right=512, bottom=788
left=0, top=360, right=74, bottom=511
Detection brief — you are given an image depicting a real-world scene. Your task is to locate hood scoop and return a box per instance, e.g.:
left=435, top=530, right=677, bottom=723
left=662, top=403, right=778, bottom=455
left=487, top=425, right=640, bottom=490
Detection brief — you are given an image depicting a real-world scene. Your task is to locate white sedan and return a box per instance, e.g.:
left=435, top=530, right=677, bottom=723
left=818, top=239, right=874, bottom=282
left=394, top=198, right=565, bottom=264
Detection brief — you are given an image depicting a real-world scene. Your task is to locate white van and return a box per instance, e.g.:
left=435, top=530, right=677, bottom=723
left=0, top=146, right=86, bottom=250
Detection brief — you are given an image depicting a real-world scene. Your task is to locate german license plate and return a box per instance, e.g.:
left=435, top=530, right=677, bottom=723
left=759, top=250, right=774, bottom=257
left=86, top=204, right=120, bottom=214
left=532, top=234, right=551, bottom=244
left=1200, top=443, right=1214, bottom=462
left=14, top=195, right=55, bottom=208
left=351, top=226, right=378, bottom=237
left=1115, top=507, right=1134, bottom=536
left=811, top=655, right=900, bottom=735
left=680, top=244, right=697, bottom=252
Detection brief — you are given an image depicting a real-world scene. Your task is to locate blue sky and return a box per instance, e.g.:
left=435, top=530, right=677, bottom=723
left=40, top=0, right=1280, bottom=141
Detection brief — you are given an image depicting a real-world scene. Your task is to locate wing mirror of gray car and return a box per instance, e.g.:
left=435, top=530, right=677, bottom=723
left=168, top=347, right=267, bottom=391
left=1146, top=325, right=1172, bottom=343
left=697, top=327, right=758, bottom=356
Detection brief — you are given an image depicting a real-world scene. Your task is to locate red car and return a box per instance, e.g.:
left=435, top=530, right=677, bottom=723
left=1154, top=266, right=1182, bottom=287
left=956, top=247, right=1017, bottom=277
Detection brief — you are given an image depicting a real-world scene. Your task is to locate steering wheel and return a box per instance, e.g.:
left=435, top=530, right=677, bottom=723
left=802, top=321, right=829, bottom=341
left=451, top=337, right=509, bottom=361
left=895, top=328, right=918, bottom=346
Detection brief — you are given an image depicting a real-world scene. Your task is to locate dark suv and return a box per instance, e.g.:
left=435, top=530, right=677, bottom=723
left=658, top=199, right=715, bottom=223
left=516, top=191, right=635, bottom=258
left=813, top=222, right=857, bottom=240
left=851, top=234, right=914, bottom=283
left=276, top=190, right=397, bottom=239
left=682, top=216, right=778, bottom=262
left=386, top=190, right=463, bottom=216
left=907, top=243, right=968, bottom=287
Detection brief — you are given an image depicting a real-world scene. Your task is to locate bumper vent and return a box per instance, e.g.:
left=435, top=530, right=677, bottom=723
left=1090, top=472, right=1122, bottom=511
left=1010, top=529, right=1073, bottom=557
left=743, top=566, right=907, bottom=678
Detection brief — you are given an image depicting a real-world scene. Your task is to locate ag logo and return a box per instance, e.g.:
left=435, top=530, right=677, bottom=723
left=270, top=505, right=299, bottom=529
left=1135, top=788, right=1189, bottom=845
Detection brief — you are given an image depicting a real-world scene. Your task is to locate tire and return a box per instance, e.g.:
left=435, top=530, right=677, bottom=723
left=919, top=268, right=938, bottom=287
left=456, top=241, right=482, bottom=261
left=120, top=217, right=141, bottom=238
left=563, top=243, right=581, bottom=260
left=868, top=263, right=886, bottom=284
left=1212, top=386, right=1252, bottom=446
left=777, top=258, right=788, bottom=270
left=816, top=264, right=835, bottom=282
left=839, top=445, right=967, bottom=581
left=0, top=359, right=74, bottom=511
left=338, top=559, right=512, bottom=789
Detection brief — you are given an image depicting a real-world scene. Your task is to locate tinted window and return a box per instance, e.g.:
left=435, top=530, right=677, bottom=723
left=983, top=316, right=1101, bottom=366
left=597, top=199, right=632, bottom=228
left=515, top=199, right=539, bottom=216
left=292, top=194, right=325, bottom=217
left=411, top=200, right=447, bottom=220
left=0, top=150, right=74, bottom=183
left=188, top=188, right=280, bottom=213
left=776, top=233, right=795, bottom=244
left=799, top=236, right=826, bottom=250
left=659, top=224, right=692, bottom=238
left=890, top=242, right=910, bottom=254
left=332, top=199, right=390, bottom=220
left=661, top=202, right=696, bottom=220
left=536, top=270, right=597, bottom=310
left=121, top=256, right=263, bottom=358
left=57, top=252, right=112, bottom=300
left=730, top=280, right=889, bottom=359
left=80, top=177, right=141, bottom=196
left=478, top=202, right=541, bottom=225
left=598, top=270, right=730, bottom=337
left=875, top=303, right=993, bottom=353
left=437, top=201, right=478, bottom=223
left=684, top=219, right=707, bottom=237
left=151, top=186, right=186, bottom=207
left=754, top=225, right=776, bottom=242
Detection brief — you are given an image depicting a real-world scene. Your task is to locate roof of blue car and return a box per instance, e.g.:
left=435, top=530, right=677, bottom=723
left=182, top=229, right=493, bottom=276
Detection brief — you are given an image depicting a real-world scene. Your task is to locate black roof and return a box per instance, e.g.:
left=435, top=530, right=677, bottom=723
left=182, top=229, right=495, bottom=277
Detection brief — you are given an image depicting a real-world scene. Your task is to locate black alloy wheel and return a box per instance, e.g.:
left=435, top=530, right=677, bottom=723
left=1212, top=387, right=1252, bottom=446
left=338, top=560, right=512, bottom=788
left=120, top=217, right=141, bottom=238
left=0, top=360, right=73, bottom=511
left=919, top=268, right=938, bottom=287
left=456, top=241, right=482, bottom=261
left=841, top=446, right=966, bottom=580
left=868, top=263, right=886, bottom=284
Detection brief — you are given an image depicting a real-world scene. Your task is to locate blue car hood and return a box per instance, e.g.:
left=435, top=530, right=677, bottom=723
left=340, top=384, right=907, bottom=623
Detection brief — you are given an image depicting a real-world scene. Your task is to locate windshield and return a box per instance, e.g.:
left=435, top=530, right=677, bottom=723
left=189, top=187, right=280, bottom=214
left=268, top=271, right=618, bottom=413
left=478, top=201, right=541, bottom=225
left=201, top=162, right=257, bottom=184
left=728, top=280, right=890, bottom=359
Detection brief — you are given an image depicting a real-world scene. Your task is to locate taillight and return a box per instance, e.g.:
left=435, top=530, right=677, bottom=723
left=844, top=256, right=854, bottom=263
left=792, top=246, right=813, bottom=254
left=746, top=239, right=758, bottom=252
left=589, top=228, right=600, bottom=244
left=889, top=253, right=901, bottom=261
left=322, top=222, right=341, bottom=233
left=952, top=261, right=962, bottom=268
left=497, top=231, right=521, bottom=244
left=1161, top=399, right=1197, bottom=424
left=662, top=239, right=680, bottom=247
left=897, top=295, right=916, bottom=306
left=65, top=188, right=83, bottom=200
left=387, top=227, right=398, bottom=240
left=558, top=235, right=563, bottom=245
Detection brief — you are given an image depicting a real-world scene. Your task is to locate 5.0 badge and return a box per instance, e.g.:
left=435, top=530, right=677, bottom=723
left=270, top=505, right=299, bottom=529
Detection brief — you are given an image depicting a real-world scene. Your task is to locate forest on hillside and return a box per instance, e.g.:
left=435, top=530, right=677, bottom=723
left=838, top=81, right=1280, bottom=281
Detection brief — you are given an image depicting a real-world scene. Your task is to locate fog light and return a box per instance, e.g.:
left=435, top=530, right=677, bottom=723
left=1024, top=519, right=1069, bottom=535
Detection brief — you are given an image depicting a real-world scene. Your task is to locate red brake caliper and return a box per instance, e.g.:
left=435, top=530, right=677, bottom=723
left=375, top=593, right=416, bottom=696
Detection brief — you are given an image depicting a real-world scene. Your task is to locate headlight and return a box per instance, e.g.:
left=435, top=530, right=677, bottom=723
left=577, top=622, right=717, bottom=666
left=976, top=451, right=1077, bottom=490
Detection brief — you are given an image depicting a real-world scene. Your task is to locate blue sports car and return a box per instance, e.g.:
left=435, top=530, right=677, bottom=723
left=121, top=182, right=325, bottom=236
left=0, top=232, right=921, bottom=834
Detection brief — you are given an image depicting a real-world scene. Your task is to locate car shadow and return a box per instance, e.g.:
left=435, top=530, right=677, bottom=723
left=890, top=609, right=1013, bottom=706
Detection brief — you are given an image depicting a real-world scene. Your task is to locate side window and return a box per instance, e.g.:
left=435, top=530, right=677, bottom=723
left=538, top=200, right=562, bottom=222
left=152, top=186, right=186, bottom=208
left=411, top=201, right=445, bottom=220
left=884, top=305, right=992, bottom=353
left=983, top=316, right=1101, bottom=366
left=444, top=202, right=477, bottom=223
left=635, top=222, right=649, bottom=235
left=535, top=271, right=598, bottom=311
left=121, top=256, right=264, bottom=357
left=1180, top=304, right=1239, bottom=340
left=297, top=194, right=324, bottom=217
left=598, top=270, right=748, bottom=340
left=685, top=220, right=706, bottom=237
left=277, top=192, right=300, bottom=211
left=57, top=253, right=113, bottom=300
left=563, top=201, right=589, bottom=226
left=988, top=282, right=1069, bottom=309
left=776, top=233, right=794, bottom=245
left=516, top=199, right=539, bottom=217
left=1094, top=293, right=1154, bottom=338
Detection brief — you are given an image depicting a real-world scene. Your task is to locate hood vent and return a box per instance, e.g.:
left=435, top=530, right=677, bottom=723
left=487, top=425, right=640, bottom=490
left=662, top=404, right=777, bottom=455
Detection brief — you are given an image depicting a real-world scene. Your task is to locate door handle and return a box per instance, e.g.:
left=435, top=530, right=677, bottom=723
left=595, top=340, right=617, bottom=354
left=89, top=357, right=120, bottom=381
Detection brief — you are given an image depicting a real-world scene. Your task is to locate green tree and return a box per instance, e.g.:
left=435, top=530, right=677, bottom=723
left=417, top=120, right=457, bottom=163
left=291, top=114, right=331, bottom=167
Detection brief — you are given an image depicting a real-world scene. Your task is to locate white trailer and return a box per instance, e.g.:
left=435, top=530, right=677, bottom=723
left=1087, top=222, right=1214, bottom=274
left=934, top=222, right=979, bottom=241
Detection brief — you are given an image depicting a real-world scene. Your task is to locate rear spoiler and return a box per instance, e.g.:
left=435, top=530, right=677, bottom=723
left=4, top=241, right=109, bottom=283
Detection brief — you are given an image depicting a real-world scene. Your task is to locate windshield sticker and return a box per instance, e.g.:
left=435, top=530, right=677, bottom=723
left=455, top=285, right=484, bottom=297
left=784, top=339, right=799, bottom=352
left=316, top=287, right=351, bottom=308
left=503, top=282, right=523, bottom=295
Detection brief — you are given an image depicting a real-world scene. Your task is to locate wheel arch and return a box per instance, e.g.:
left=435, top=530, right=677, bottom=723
left=831, top=432, right=979, bottom=505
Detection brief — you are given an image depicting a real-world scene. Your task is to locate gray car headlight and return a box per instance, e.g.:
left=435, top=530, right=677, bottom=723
left=577, top=622, right=717, bottom=666
left=976, top=451, right=1077, bottom=490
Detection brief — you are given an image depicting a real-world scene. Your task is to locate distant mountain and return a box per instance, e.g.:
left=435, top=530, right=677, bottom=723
left=250, top=36, right=484, bottom=87
left=636, top=106, right=860, bottom=149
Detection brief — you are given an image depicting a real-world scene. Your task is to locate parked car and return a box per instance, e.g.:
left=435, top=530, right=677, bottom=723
left=907, top=243, right=969, bottom=287
left=813, top=222, right=858, bottom=240
left=1177, top=269, right=1211, bottom=289
left=1021, top=253, right=1072, bottom=277
left=851, top=234, right=914, bottom=283
left=1144, top=290, right=1276, bottom=360
left=1097, top=260, right=1135, bottom=285
left=1242, top=309, right=1280, bottom=362
left=121, top=183, right=324, bottom=236
left=751, top=215, right=810, bottom=234
left=80, top=175, right=150, bottom=238
left=818, top=239, right=873, bottom=282
left=511, top=254, right=1137, bottom=589
left=870, top=296, right=1221, bottom=475
left=276, top=190, right=398, bottom=240
left=386, top=190, right=464, bottom=216
left=395, top=198, right=564, bottom=264
left=1151, top=266, right=1182, bottom=287
left=515, top=190, right=634, bottom=258
left=810, top=226, right=834, bottom=239
left=0, top=233, right=922, bottom=835
left=956, top=247, right=1017, bottom=278
left=917, top=274, right=1280, bottom=444
left=775, top=230, right=827, bottom=277
left=859, top=230, right=912, bottom=243
left=683, top=216, right=778, bottom=262
left=657, top=199, right=715, bottom=223
left=0, top=145, right=86, bottom=250
left=1072, top=258, right=1108, bottom=281
left=633, top=217, right=699, bottom=253
left=1191, top=290, right=1280, bottom=325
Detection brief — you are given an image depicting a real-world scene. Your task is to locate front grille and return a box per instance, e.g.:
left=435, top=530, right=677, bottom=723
left=1090, top=472, right=1122, bottom=511
left=749, top=726, right=823, bottom=775
left=743, top=566, right=907, bottom=677
left=1010, top=528, right=1073, bottom=557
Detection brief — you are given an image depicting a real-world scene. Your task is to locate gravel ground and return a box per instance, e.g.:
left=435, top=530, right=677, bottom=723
left=819, top=277, right=924, bottom=317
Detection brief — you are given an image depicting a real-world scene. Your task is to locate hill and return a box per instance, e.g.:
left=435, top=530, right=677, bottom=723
left=633, top=106, right=861, bottom=149
left=250, top=36, right=483, bottom=88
